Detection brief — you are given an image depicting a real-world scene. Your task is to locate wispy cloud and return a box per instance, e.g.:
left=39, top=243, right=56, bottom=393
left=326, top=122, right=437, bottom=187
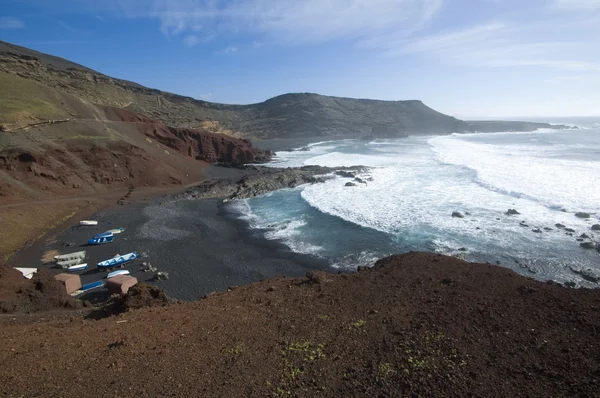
left=363, top=10, right=600, bottom=73
left=183, top=33, right=215, bottom=47
left=75, top=0, right=443, bottom=46
left=0, top=17, right=25, bottom=29
left=555, top=0, right=600, bottom=10
left=58, top=20, right=78, bottom=32
left=217, top=45, right=239, bottom=55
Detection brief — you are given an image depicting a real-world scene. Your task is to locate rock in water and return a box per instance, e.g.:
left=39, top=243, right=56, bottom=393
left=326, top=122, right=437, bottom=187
left=592, top=224, right=600, bottom=231
left=580, top=242, right=597, bottom=250
left=532, top=229, right=542, bottom=233
left=564, top=228, right=576, bottom=233
left=555, top=223, right=566, bottom=228
left=336, top=171, right=356, bottom=178
left=452, top=211, right=465, bottom=218
left=575, top=212, right=591, bottom=219
left=345, top=182, right=357, bottom=187
left=506, top=209, right=520, bottom=215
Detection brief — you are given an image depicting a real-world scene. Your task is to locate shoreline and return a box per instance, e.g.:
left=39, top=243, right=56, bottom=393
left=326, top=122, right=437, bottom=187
left=7, top=172, right=334, bottom=302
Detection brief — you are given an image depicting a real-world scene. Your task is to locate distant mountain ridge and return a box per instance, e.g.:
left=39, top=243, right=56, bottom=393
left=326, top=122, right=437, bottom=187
left=0, top=41, right=569, bottom=139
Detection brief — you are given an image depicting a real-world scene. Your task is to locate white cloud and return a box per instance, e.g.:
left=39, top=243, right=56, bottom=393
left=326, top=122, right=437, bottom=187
left=0, top=17, right=25, bottom=29
left=364, top=12, right=600, bottom=73
left=183, top=35, right=201, bottom=47
left=555, top=0, right=600, bottom=10
left=217, top=45, right=239, bottom=54
left=91, top=0, right=442, bottom=44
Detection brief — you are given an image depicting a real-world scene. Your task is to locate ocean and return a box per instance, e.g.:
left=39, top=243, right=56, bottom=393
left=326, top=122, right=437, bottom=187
left=229, top=119, right=600, bottom=286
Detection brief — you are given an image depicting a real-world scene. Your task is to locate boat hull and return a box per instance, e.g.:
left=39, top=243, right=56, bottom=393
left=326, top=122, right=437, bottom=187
left=107, top=270, right=131, bottom=279
left=81, top=281, right=104, bottom=291
left=80, top=220, right=98, bottom=226
left=67, top=264, right=88, bottom=272
left=104, top=228, right=125, bottom=234
left=88, top=235, right=114, bottom=245
left=98, top=252, right=139, bottom=269
left=54, top=251, right=86, bottom=262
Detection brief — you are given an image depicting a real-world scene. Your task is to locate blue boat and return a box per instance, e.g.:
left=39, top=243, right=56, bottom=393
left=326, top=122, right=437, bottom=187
left=81, top=280, right=104, bottom=291
left=88, top=232, right=114, bottom=245
left=97, top=252, right=139, bottom=270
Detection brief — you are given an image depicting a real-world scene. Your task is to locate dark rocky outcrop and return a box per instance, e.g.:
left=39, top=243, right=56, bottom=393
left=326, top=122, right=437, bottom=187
left=345, top=182, right=357, bottom=187
left=175, top=165, right=365, bottom=201
left=575, top=212, right=591, bottom=219
left=506, top=209, right=520, bottom=215
left=592, top=224, right=600, bottom=231
left=452, top=211, right=465, bottom=218
left=580, top=242, right=598, bottom=250
left=0, top=265, right=80, bottom=313
left=555, top=223, right=566, bottom=228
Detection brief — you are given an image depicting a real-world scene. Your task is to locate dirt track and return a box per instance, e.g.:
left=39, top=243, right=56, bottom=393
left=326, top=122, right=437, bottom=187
left=1, top=252, right=599, bottom=397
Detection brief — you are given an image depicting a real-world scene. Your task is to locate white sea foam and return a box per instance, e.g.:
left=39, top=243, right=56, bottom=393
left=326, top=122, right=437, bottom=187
left=428, top=135, right=600, bottom=212
left=247, top=129, right=600, bottom=284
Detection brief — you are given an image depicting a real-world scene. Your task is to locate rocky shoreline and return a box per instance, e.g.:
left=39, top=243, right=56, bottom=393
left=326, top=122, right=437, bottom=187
left=173, top=165, right=368, bottom=201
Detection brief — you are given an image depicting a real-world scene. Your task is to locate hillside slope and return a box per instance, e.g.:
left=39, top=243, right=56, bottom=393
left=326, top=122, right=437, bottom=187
left=1, top=252, right=599, bottom=397
left=0, top=41, right=567, bottom=140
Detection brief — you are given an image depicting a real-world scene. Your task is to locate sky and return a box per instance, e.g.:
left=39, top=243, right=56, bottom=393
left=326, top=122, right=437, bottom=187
left=0, top=0, right=599, bottom=118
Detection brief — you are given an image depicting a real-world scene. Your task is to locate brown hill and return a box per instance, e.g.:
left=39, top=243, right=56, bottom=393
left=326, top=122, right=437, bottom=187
left=1, top=252, right=598, bottom=397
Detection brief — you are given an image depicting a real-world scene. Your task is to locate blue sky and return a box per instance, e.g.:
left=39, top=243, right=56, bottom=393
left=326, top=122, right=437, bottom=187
left=1, top=0, right=599, bottom=118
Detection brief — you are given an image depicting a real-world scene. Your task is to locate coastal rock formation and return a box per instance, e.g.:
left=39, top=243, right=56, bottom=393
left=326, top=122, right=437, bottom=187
left=452, top=211, right=465, bottom=218
left=580, top=242, right=598, bottom=250
left=506, top=208, right=520, bottom=215
left=575, top=212, right=591, bottom=219
left=592, top=224, right=600, bottom=231
left=175, top=166, right=365, bottom=201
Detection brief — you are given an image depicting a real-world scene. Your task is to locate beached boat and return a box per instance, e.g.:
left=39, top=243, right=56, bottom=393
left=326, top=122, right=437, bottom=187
left=104, top=227, right=125, bottom=234
left=14, top=267, right=37, bottom=279
left=67, top=263, right=88, bottom=272
left=54, top=251, right=86, bottom=262
left=98, top=252, right=139, bottom=270
left=81, top=280, right=104, bottom=291
left=56, top=259, right=83, bottom=268
left=80, top=220, right=98, bottom=226
left=106, top=269, right=131, bottom=279
left=88, top=232, right=114, bottom=245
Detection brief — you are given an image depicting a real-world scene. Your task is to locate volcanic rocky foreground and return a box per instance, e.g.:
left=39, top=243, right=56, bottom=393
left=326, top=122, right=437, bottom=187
left=1, top=252, right=599, bottom=397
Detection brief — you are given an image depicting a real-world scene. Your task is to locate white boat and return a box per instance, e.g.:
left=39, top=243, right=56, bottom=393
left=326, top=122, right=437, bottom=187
left=67, top=263, right=88, bottom=272
left=14, top=268, right=37, bottom=279
left=104, top=227, right=125, bottom=234
left=57, top=259, right=83, bottom=268
left=54, top=251, right=86, bottom=262
left=80, top=220, right=98, bottom=226
left=106, top=270, right=131, bottom=279
left=97, top=252, right=139, bottom=269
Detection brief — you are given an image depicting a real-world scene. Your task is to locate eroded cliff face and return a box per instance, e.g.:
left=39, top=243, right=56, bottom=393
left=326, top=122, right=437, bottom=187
left=104, top=107, right=270, bottom=164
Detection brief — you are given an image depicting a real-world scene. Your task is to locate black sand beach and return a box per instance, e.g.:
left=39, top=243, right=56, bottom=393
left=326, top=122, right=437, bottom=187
left=9, top=189, right=329, bottom=302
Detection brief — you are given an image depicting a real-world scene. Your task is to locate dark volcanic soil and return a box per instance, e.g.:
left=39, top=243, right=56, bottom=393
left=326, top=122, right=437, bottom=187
left=1, top=252, right=599, bottom=397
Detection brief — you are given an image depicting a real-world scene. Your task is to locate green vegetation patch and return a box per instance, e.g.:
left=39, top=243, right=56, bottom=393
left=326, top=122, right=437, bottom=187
left=0, top=73, right=67, bottom=124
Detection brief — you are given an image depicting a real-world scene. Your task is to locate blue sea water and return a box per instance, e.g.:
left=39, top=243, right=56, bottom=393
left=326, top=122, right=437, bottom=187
left=228, top=120, right=600, bottom=286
